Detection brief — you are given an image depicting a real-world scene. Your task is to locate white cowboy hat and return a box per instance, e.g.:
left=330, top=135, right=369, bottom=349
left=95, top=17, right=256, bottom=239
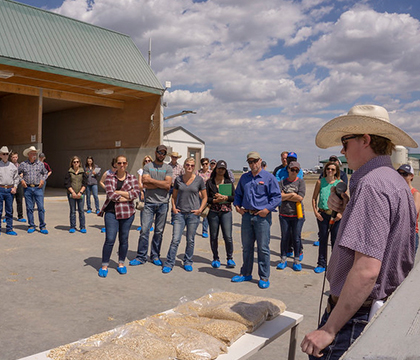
left=169, top=151, right=182, bottom=158
left=23, top=146, right=41, bottom=157
left=0, top=146, right=10, bottom=154
left=316, top=104, right=418, bottom=149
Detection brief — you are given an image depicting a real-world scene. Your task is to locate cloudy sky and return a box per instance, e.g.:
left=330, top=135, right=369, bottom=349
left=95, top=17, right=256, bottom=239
left=15, top=0, right=420, bottom=170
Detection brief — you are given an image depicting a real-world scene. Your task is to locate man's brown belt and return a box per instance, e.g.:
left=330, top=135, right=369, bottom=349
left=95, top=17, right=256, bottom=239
left=244, top=209, right=259, bottom=215
left=0, top=185, right=14, bottom=189
left=28, top=184, right=39, bottom=187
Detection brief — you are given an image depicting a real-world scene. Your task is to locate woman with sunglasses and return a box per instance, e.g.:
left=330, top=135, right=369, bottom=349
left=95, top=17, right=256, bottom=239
left=98, top=158, right=118, bottom=233
left=136, top=155, right=154, bottom=231
left=98, top=155, right=140, bottom=278
left=311, top=161, right=343, bottom=273
left=206, top=160, right=236, bottom=268
left=397, top=164, right=420, bottom=251
left=64, top=156, right=87, bottom=233
left=162, top=157, right=207, bottom=273
left=84, top=156, right=101, bottom=214
left=277, top=161, right=306, bottom=271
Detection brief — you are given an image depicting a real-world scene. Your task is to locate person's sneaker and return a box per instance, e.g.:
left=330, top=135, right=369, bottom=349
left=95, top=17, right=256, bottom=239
left=226, top=259, right=236, bottom=268
left=231, top=274, right=252, bottom=282
left=40, top=228, right=48, bottom=234
left=211, top=260, right=221, bottom=268
left=117, top=266, right=127, bottom=275
left=101, top=227, right=106, bottom=233
left=152, top=258, right=162, bottom=266
left=314, top=266, right=326, bottom=273
left=86, top=210, right=92, bottom=214
left=2, top=218, right=5, bottom=223
left=299, top=252, right=304, bottom=262
left=6, top=231, right=17, bottom=236
left=96, top=210, right=100, bottom=214
left=162, top=266, right=172, bottom=274
left=18, top=218, right=26, bottom=222
left=293, top=263, right=302, bottom=271
left=27, top=227, right=36, bottom=234
left=184, top=264, right=193, bottom=272
left=137, top=226, right=142, bottom=231
left=313, top=241, right=320, bottom=246
left=276, top=261, right=287, bottom=270
left=98, top=268, right=108, bottom=278
left=129, top=258, right=145, bottom=266
left=69, top=228, right=76, bottom=233
left=202, top=232, right=209, bottom=238
left=80, top=228, right=87, bottom=234
left=286, top=252, right=293, bottom=257
left=258, top=279, right=270, bottom=289
left=150, top=227, right=154, bottom=232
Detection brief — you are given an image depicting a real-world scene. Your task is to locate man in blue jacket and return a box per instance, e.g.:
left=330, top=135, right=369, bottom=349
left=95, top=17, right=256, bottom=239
left=232, top=151, right=281, bottom=289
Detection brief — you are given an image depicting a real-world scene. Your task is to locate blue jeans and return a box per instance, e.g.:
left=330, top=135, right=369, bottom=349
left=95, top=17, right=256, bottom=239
left=102, top=212, right=134, bottom=266
left=0, top=188, right=14, bottom=232
left=135, top=202, right=169, bottom=262
left=279, top=215, right=305, bottom=261
left=240, top=212, right=272, bottom=280
left=164, top=212, right=200, bottom=268
left=67, top=194, right=86, bottom=229
left=202, top=217, right=208, bottom=234
left=208, top=210, right=234, bottom=261
left=309, top=298, right=369, bottom=360
left=317, top=212, right=341, bottom=268
left=24, top=187, right=46, bottom=229
left=86, top=184, right=100, bottom=212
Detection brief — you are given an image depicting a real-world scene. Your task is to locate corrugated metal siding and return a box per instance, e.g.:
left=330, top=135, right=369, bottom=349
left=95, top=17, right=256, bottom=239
left=0, top=0, right=163, bottom=92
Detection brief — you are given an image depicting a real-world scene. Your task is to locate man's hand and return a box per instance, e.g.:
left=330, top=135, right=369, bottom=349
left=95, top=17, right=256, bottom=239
left=235, top=206, right=245, bottom=215
left=328, top=187, right=349, bottom=214
left=173, top=208, right=180, bottom=215
left=11, top=187, right=16, bottom=195
left=38, top=180, right=44, bottom=188
left=191, top=209, right=201, bottom=216
left=255, top=208, right=269, bottom=217
left=301, top=327, right=335, bottom=357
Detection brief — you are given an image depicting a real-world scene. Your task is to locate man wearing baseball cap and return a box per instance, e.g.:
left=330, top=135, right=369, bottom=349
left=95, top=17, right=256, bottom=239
left=232, top=151, right=281, bottom=289
left=130, top=145, right=173, bottom=267
left=301, top=105, right=417, bottom=359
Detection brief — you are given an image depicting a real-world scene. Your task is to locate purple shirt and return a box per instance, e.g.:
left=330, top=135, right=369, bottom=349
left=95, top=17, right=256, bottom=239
left=327, top=155, right=416, bottom=300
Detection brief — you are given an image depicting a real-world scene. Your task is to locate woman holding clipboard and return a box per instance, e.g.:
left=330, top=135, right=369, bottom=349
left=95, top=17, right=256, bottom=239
left=206, top=160, right=236, bottom=269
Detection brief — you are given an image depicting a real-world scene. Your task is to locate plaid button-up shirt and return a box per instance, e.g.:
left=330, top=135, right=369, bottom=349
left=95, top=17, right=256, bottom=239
left=99, top=172, right=140, bottom=219
left=18, top=160, right=47, bottom=185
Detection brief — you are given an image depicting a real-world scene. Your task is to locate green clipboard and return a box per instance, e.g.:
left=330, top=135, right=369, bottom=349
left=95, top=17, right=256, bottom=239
left=218, top=183, right=232, bottom=204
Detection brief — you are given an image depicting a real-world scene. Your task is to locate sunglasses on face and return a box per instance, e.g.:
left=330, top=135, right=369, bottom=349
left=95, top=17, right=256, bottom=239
left=341, top=134, right=362, bottom=151
left=202, top=162, right=209, bottom=165
left=398, top=171, right=409, bottom=177
left=73, top=161, right=79, bottom=164
left=117, top=162, right=127, bottom=165
left=289, top=168, right=299, bottom=173
left=145, top=159, right=151, bottom=163
left=185, top=163, right=195, bottom=168
left=247, top=159, right=259, bottom=165
left=156, top=150, right=167, bottom=156
left=326, top=167, right=335, bottom=171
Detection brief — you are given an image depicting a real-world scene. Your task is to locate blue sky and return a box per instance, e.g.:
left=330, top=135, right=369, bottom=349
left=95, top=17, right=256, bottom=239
left=14, top=0, right=420, bottom=170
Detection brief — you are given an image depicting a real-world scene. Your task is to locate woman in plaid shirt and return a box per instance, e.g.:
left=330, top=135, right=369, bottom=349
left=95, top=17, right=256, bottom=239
left=98, top=155, right=140, bottom=278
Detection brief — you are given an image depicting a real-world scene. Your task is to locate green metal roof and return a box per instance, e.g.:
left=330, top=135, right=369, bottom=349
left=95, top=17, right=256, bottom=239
left=320, top=155, right=347, bottom=164
left=0, top=0, right=164, bottom=94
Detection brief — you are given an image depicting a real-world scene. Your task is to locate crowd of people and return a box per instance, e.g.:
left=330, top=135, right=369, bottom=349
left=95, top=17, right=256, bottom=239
left=1, top=104, right=419, bottom=359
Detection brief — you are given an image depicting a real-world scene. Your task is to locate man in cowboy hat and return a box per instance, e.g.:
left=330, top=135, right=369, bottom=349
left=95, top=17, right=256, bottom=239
left=301, top=105, right=418, bottom=359
left=18, top=146, right=49, bottom=234
left=0, top=146, right=20, bottom=235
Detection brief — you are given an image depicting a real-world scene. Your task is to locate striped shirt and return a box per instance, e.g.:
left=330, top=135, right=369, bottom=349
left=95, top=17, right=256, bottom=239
left=99, top=172, right=140, bottom=219
left=18, top=160, right=47, bottom=185
left=327, top=155, right=416, bottom=300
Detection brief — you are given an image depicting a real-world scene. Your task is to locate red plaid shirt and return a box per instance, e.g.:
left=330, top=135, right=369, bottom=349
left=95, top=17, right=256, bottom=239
left=99, top=172, right=140, bottom=219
